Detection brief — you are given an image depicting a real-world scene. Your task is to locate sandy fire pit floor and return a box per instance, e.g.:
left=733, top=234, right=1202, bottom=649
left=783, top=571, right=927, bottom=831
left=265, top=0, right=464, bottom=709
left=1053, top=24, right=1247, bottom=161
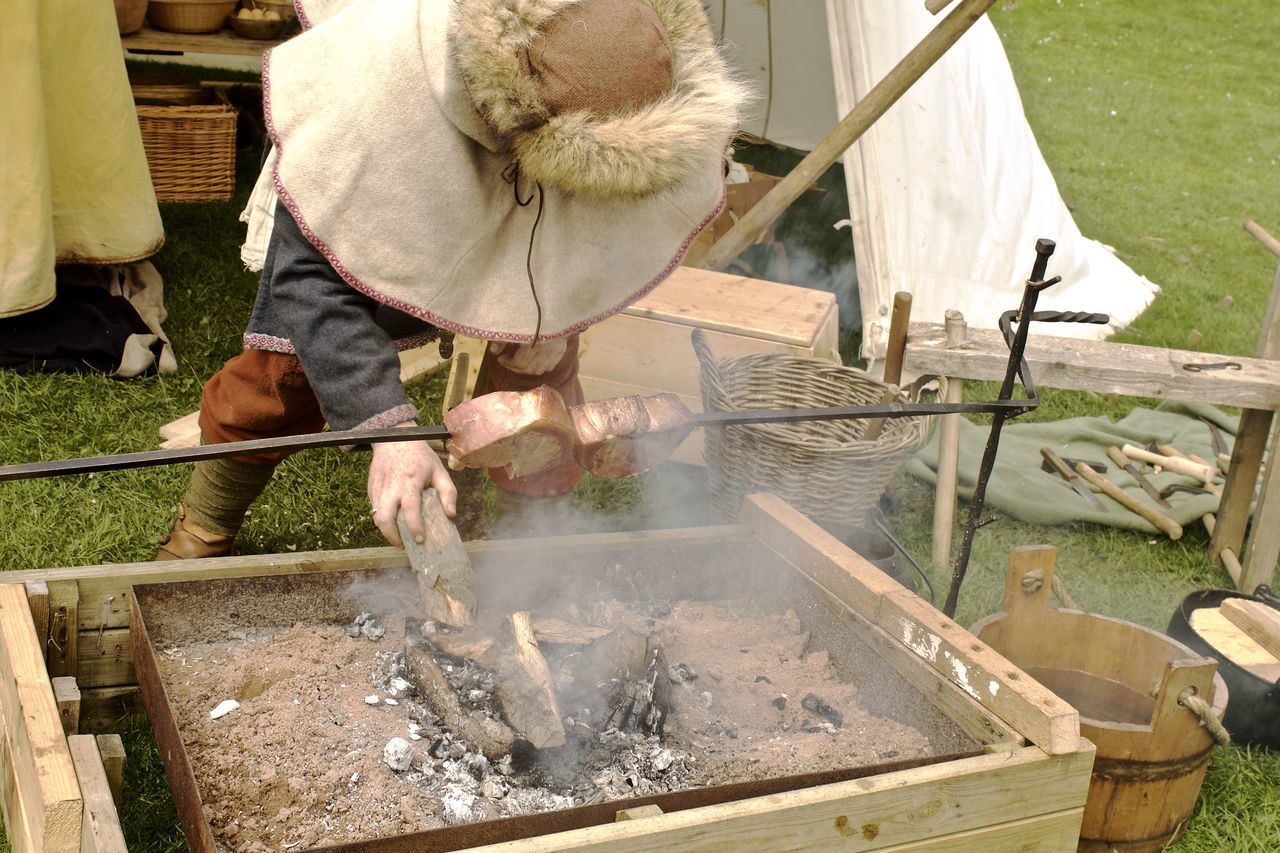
left=150, top=584, right=972, bottom=852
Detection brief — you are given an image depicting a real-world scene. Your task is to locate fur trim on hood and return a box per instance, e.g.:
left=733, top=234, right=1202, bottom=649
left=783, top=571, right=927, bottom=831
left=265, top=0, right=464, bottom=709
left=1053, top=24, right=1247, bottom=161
left=452, top=0, right=746, bottom=199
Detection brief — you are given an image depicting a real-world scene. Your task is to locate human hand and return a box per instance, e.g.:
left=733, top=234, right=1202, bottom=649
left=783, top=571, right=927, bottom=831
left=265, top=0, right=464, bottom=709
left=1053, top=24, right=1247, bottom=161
left=488, top=339, right=568, bottom=376
left=368, top=423, right=457, bottom=547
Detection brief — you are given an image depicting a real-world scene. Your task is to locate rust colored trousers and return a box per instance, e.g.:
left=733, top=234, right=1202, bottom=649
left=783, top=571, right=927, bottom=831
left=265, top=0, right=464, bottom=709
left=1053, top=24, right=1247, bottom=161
left=198, top=338, right=584, bottom=496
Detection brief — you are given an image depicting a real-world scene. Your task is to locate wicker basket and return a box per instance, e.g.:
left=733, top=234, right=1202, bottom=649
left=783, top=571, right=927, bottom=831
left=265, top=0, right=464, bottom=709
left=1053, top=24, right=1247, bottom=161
left=133, top=83, right=237, bottom=203
left=147, top=0, right=236, bottom=34
left=693, top=329, right=938, bottom=525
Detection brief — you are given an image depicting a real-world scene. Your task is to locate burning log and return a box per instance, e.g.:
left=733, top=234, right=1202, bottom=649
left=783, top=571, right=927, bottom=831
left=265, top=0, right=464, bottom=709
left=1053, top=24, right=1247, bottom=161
left=556, top=627, right=670, bottom=737
left=531, top=617, right=610, bottom=647
left=402, top=626, right=517, bottom=761
left=493, top=612, right=566, bottom=750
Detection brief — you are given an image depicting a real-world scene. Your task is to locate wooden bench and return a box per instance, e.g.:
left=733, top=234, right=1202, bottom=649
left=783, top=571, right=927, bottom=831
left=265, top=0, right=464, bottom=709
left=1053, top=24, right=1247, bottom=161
left=908, top=239, right=1280, bottom=592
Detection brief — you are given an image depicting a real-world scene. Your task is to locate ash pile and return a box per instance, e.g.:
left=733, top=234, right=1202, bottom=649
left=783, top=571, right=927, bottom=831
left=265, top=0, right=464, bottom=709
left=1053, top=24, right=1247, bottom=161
left=358, top=610, right=695, bottom=825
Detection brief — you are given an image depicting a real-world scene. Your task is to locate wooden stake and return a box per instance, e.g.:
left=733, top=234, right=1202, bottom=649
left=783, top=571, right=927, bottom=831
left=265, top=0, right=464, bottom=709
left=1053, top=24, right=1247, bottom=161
left=863, top=291, right=913, bottom=442
left=932, top=309, right=967, bottom=568
left=697, top=0, right=1000, bottom=271
left=23, top=580, right=49, bottom=661
left=495, top=612, right=565, bottom=750
left=95, top=734, right=126, bottom=812
left=47, top=580, right=79, bottom=679
left=53, top=676, right=81, bottom=736
left=68, top=735, right=128, bottom=853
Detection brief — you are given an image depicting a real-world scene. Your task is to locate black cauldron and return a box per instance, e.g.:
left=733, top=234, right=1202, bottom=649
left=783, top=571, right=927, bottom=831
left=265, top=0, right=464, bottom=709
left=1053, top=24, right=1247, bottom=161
left=1167, top=587, right=1280, bottom=749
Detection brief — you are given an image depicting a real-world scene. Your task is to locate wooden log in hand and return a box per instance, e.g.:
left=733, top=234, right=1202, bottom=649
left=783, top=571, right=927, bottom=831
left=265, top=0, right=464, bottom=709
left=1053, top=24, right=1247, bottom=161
left=1074, top=463, right=1184, bottom=541
left=398, top=488, right=477, bottom=628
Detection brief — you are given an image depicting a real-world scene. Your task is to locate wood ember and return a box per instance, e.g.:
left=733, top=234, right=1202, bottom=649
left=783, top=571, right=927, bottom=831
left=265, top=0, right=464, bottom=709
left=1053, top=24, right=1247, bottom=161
left=402, top=626, right=517, bottom=761
left=492, top=612, right=565, bottom=749
left=151, top=596, right=952, bottom=850
left=554, top=627, right=670, bottom=737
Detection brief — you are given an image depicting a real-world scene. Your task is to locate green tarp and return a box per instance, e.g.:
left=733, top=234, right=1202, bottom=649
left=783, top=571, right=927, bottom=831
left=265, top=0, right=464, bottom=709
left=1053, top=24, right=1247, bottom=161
left=906, top=402, right=1242, bottom=533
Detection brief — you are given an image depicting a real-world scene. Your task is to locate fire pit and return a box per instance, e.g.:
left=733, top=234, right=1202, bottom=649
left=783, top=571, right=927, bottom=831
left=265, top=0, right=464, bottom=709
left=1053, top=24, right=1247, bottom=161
left=119, top=495, right=1093, bottom=851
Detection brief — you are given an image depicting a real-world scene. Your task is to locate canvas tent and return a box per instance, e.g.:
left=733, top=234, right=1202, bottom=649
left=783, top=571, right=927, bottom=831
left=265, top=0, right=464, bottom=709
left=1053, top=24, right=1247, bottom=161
left=704, top=0, right=1159, bottom=360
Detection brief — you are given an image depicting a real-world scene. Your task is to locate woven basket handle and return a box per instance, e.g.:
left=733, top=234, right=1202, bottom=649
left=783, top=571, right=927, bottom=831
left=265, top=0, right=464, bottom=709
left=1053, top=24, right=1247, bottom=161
left=691, top=329, right=728, bottom=406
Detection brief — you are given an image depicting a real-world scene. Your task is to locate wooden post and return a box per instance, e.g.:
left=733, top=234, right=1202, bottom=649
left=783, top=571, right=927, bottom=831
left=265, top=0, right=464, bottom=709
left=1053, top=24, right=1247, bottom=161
left=0, top=584, right=83, bottom=850
left=68, top=735, right=128, bottom=853
left=697, top=0, right=1000, bottom=272
left=1211, top=220, right=1280, bottom=588
left=932, top=310, right=967, bottom=568
left=23, top=579, right=49, bottom=661
left=1241, top=416, right=1280, bottom=592
left=47, top=579, right=79, bottom=679
left=53, top=676, right=82, bottom=736
left=95, top=734, right=126, bottom=812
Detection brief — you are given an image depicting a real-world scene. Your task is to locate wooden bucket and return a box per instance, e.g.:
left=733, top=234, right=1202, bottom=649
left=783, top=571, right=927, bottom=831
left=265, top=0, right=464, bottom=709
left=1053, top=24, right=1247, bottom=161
left=971, top=546, right=1228, bottom=852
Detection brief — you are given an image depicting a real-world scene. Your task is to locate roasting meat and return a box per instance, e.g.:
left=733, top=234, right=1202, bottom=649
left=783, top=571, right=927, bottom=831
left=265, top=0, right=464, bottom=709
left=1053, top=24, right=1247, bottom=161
left=444, top=386, right=577, bottom=477
left=572, top=393, right=695, bottom=478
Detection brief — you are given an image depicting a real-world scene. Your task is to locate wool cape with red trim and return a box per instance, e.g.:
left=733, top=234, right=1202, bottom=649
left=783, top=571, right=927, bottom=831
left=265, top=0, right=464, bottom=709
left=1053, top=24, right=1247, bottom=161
left=240, top=0, right=743, bottom=343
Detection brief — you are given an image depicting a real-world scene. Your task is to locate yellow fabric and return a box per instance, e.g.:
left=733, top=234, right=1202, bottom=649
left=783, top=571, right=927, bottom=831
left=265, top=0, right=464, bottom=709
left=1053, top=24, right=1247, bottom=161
left=1, top=0, right=164, bottom=318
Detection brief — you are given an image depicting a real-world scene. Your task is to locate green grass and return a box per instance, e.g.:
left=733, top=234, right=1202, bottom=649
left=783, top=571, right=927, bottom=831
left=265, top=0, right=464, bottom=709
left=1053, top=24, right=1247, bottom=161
left=3, top=3, right=1279, bottom=848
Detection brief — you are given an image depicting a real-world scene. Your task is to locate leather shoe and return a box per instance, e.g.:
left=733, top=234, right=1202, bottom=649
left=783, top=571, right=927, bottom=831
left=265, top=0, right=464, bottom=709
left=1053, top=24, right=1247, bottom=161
left=155, top=504, right=235, bottom=560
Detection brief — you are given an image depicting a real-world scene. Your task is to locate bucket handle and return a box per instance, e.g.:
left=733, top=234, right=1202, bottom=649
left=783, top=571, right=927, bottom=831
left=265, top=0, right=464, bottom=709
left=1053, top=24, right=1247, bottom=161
left=1153, top=658, right=1230, bottom=746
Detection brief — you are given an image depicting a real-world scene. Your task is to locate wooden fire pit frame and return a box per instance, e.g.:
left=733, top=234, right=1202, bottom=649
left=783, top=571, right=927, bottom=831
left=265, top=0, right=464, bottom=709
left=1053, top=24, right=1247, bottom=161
left=0, top=494, right=1094, bottom=851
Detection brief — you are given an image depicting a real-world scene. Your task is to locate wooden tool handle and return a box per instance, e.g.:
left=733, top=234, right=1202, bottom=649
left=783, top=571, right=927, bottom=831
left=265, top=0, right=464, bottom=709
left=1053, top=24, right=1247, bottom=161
left=882, top=291, right=914, bottom=387
left=1075, top=463, right=1184, bottom=540
left=1106, top=445, right=1130, bottom=470
left=1121, top=444, right=1214, bottom=483
left=1040, top=447, right=1077, bottom=481
left=862, top=291, right=914, bottom=442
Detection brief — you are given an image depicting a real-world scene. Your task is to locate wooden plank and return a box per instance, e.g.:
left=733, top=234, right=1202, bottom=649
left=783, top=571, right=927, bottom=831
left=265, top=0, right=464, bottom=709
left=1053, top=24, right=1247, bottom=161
left=121, top=24, right=280, bottom=57
left=580, top=313, right=832, bottom=407
left=739, top=494, right=1024, bottom=749
left=0, top=584, right=83, bottom=851
left=879, top=588, right=1080, bottom=756
left=478, top=746, right=1093, bottom=852
left=807, top=582, right=1022, bottom=750
left=23, top=581, right=49, bottom=663
left=79, top=688, right=143, bottom=736
left=1241, top=415, right=1280, bottom=591
left=52, top=677, right=80, bottom=737
left=46, top=580, right=79, bottom=679
left=738, top=493, right=906, bottom=620
left=67, top=736, right=128, bottom=853
left=0, top=527, right=750, bottom=632
left=904, top=322, right=1280, bottom=410
left=1188, top=607, right=1280, bottom=681
left=624, top=267, right=836, bottom=346
left=1220, top=598, right=1280, bottom=658
left=76, top=629, right=133, bottom=689
left=615, top=805, right=664, bottom=821
left=884, top=809, right=1083, bottom=852
left=94, top=735, right=126, bottom=813
left=1, top=724, right=39, bottom=853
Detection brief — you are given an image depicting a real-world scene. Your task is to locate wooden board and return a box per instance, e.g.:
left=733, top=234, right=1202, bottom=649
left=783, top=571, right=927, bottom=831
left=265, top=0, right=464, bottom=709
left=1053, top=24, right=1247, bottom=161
left=47, top=580, right=79, bottom=679
left=121, top=24, right=281, bottom=57
left=7, top=513, right=1093, bottom=851
left=68, top=735, right=128, bottom=853
left=904, top=321, right=1280, bottom=410
left=477, top=747, right=1093, bottom=852
left=1190, top=606, right=1280, bottom=681
left=1220, top=598, right=1280, bottom=658
left=0, top=584, right=83, bottom=851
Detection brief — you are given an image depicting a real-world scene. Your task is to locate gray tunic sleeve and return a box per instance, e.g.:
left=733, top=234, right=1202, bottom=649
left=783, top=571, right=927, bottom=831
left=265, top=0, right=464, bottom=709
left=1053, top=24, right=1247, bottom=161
left=266, top=204, right=419, bottom=431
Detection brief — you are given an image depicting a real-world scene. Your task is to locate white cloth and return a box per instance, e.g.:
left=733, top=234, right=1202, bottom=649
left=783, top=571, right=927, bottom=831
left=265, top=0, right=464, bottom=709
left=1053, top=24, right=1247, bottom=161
left=244, top=0, right=727, bottom=343
left=1, top=0, right=164, bottom=318
left=825, top=1, right=1158, bottom=359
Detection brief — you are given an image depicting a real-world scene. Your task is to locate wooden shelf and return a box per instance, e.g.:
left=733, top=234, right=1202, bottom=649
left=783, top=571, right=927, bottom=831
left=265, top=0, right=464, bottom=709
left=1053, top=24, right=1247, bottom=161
left=121, top=24, right=284, bottom=57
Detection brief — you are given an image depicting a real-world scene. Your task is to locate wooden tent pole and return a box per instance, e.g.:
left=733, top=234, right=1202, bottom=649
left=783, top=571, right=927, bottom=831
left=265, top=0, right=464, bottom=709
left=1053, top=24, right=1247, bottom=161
left=697, top=0, right=1000, bottom=273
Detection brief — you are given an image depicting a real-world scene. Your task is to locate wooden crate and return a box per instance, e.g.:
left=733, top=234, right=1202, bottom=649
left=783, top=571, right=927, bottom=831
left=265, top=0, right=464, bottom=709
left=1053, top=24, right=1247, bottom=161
left=0, top=495, right=1092, bottom=851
